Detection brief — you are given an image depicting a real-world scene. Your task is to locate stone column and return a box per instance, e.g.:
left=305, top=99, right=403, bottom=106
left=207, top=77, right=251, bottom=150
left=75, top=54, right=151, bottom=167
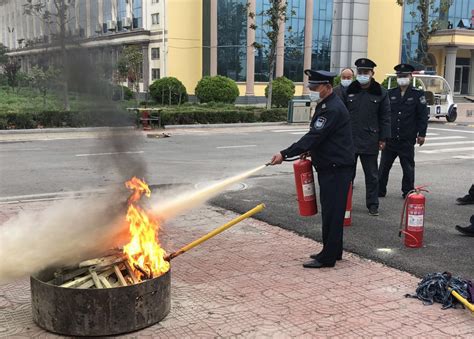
left=210, top=0, right=218, bottom=76
left=303, top=0, right=314, bottom=95
left=98, top=0, right=103, bottom=29
left=85, top=0, right=91, bottom=37
left=142, top=44, right=150, bottom=90
left=469, top=50, right=474, bottom=95
left=246, top=0, right=256, bottom=96
left=275, top=0, right=286, bottom=78
left=445, top=47, right=458, bottom=92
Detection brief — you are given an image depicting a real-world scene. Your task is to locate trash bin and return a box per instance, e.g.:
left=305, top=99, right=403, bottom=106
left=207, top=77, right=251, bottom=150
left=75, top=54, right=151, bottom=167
left=287, top=99, right=312, bottom=123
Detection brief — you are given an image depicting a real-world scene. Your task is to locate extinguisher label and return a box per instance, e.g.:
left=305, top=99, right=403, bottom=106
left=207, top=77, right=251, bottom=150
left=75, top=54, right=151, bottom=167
left=407, top=204, right=424, bottom=230
left=345, top=211, right=351, bottom=219
left=301, top=172, right=315, bottom=201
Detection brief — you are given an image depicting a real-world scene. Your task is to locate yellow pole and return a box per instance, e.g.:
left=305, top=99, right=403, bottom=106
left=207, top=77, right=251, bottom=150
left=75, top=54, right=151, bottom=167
left=166, top=203, right=265, bottom=261
left=450, top=289, right=474, bottom=313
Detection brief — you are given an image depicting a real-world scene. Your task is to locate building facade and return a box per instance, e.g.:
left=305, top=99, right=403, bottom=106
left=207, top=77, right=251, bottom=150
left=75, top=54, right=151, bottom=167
left=1, top=0, right=473, bottom=98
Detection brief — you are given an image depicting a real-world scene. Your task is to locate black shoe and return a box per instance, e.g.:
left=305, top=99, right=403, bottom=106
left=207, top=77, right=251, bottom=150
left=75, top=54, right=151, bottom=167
left=456, top=195, right=474, bottom=205
left=368, top=206, right=379, bottom=216
left=455, top=225, right=474, bottom=236
left=378, top=192, right=386, bottom=198
left=310, top=253, right=342, bottom=261
left=302, top=259, right=335, bottom=268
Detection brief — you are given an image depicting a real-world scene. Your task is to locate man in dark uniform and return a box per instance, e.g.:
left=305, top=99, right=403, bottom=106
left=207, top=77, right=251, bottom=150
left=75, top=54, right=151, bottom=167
left=269, top=69, right=355, bottom=268
left=342, top=58, right=391, bottom=216
left=333, top=67, right=354, bottom=99
left=378, top=64, right=428, bottom=198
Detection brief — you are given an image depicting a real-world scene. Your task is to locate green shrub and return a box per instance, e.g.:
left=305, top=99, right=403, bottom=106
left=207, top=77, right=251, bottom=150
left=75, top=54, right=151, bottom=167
left=112, top=85, right=133, bottom=101
left=5, top=112, right=36, bottom=129
left=265, top=77, right=295, bottom=108
left=260, top=109, right=287, bottom=122
left=195, top=75, right=240, bottom=104
left=149, top=77, right=188, bottom=105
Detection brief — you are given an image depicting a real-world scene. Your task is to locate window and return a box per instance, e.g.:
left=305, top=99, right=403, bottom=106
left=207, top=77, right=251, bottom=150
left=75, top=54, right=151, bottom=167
left=151, top=47, right=160, bottom=59
left=151, top=13, right=160, bottom=25
left=152, top=0, right=159, bottom=3
left=152, top=68, right=160, bottom=80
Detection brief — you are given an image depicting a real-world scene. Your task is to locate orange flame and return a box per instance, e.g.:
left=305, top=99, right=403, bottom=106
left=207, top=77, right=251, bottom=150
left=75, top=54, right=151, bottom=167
left=123, top=177, right=169, bottom=281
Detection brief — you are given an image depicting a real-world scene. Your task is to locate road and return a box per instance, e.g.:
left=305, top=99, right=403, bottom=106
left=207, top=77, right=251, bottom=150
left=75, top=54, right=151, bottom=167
left=0, top=121, right=473, bottom=278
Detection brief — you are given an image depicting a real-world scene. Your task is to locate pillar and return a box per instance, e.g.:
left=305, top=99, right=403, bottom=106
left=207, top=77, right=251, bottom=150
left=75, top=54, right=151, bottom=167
left=275, top=0, right=286, bottom=78
left=303, top=0, right=314, bottom=95
left=469, top=50, right=474, bottom=95
left=210, top=0, right=217, bottom=76
left=246, top=0, right=256, bottom=96
left=445, top=47, right=458, bottom=92
left=142, top=44, right=150, bottom=90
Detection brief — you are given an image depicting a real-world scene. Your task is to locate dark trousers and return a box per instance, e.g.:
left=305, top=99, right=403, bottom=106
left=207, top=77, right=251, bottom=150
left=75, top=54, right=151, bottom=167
left=378, top=140, right=415, bottom=196
left=353, top=154, right=379, bottom=209
left=469, top=184, right=474, bottom=198
left=317, top=167, right=353, bottom=264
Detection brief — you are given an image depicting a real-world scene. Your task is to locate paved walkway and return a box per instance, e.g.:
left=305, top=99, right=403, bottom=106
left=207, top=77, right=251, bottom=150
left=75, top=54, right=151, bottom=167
left=0, top=200, right=473, bottom=338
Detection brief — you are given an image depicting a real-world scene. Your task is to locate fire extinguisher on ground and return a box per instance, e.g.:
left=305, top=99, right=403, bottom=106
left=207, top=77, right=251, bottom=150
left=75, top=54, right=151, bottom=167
left=399, top=186, right=428, bottom=248
left=292, top=157, right=318, bottom=216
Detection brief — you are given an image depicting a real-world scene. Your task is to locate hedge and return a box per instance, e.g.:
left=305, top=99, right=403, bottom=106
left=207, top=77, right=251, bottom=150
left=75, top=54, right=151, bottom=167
left=0, top=107, right=288, bottom=129
left=195, top=75, right=239, bottom=104
left=149, top=77, right=188, bottom=105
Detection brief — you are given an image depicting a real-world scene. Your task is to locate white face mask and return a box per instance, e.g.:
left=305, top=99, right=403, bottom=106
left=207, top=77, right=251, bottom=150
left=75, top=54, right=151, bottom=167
left=309, top=91, right=320, bottom=102
left=397, top=77, right=411, bottom=87
left=340, top=79, right=352, bottom=88
left=356, top=75, right=371, bottom=85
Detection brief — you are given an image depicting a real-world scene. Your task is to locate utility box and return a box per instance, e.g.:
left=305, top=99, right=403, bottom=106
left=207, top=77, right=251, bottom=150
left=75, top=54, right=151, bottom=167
left=287, top=99, right=312, bottom=123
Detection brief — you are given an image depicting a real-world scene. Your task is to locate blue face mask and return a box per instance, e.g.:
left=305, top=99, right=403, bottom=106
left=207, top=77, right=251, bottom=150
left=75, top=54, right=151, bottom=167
left=356, top=75, right=371, bottom=85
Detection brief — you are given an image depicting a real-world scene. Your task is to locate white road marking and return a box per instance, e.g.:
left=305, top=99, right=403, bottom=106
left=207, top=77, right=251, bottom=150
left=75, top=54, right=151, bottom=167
left=425, top=136, right=466, bottom=141
left=422, top=141, right=474, bottom=147
left=0, top=148, right=43, bottom=152
left=216, top=145, right=257, bottom=149
left=452, top=155, right=474, bottom=159
left=75, top=151, right=144, bottom=157
left=419, top=147, right=474, bottom=154
left=291, top=132, right=308, bottom=135
left=425, top=133, right=439, bottom=136
left=272, top=129, right=308, bottom=133
left=0, top=189, right=108, bottom=203
left=428, top=127, right=474, bottom=134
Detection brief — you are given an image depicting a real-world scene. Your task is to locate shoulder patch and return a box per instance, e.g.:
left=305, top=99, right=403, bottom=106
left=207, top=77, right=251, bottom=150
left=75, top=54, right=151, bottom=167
left=419, top=95, right=426, bottom=104
left=314, top=116, right=327, bottom=129
left=390, top=96, right=397, bottom=100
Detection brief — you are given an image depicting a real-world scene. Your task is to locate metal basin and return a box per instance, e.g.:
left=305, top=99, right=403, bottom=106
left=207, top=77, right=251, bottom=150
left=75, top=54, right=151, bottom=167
left=30, top=267, right=171, bottom=336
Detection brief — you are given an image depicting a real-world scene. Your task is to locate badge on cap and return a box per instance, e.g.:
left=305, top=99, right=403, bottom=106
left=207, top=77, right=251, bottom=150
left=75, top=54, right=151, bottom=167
left=314, top=116, right=327, bottom=129
left=420, top=95, right=426, bottom=104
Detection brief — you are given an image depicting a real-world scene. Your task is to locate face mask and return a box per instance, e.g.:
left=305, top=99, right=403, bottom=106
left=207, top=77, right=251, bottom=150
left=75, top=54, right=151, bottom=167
left=356, top=75, right=371, bottom=85
left=309, top=91, right=320, bottom=102
left=340, top=79, right=352, bottom=88
left=397, top=77, right=411, bottom=87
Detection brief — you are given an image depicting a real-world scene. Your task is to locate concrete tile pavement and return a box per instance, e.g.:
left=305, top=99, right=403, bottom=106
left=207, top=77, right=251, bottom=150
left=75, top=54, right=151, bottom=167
left=0, top=200, right=473, bottom=338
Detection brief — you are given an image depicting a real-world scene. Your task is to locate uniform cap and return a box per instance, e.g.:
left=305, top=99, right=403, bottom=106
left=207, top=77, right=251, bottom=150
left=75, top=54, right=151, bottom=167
left=355, top=58, right=377, bottom=70
left=394, top=63, right=415, bottom=75
left=304, top=69, right=336, bottom=85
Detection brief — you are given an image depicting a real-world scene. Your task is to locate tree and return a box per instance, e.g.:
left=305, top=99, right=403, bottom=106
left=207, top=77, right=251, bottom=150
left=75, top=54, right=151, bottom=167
left=30, top=66, right=60, bottom=108
left=118, top=46, right=143, bottom=105
left=3, top=60, right=21, bottom=91
left=396, top=0, right=453, bottom=67
left=23, top=0, right=76, bottom=111
left=248, top=0, right=292, bottom=110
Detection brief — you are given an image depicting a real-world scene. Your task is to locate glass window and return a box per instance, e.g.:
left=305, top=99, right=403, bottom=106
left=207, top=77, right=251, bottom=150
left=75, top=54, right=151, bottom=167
left=152, top=13, right=160, bottom=25
left=117, top=0, right=127, bottom=30
left=79, top=0, right=87, bottom=36
left=254, top=0, right=272, bottom=82
left=90, top=0, right=99, bottom=35
left=217, top=0, right=247, bottom=81
left=284, top=0, right=305, bottom=82
left=151, top=47, right=160, bottom=59
left=133, top=0, right=142, bottom=28
left=311, top=0, right=333, bottom=71
left=152, top=68, right=160, bottom=80
left=152, top=0, right=159, bottom=3
left=103, top=0, right=112, bottom=24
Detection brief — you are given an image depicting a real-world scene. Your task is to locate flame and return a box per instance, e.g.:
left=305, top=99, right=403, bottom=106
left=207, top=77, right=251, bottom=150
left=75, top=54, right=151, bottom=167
left=123, top=177, right=169, bottom=281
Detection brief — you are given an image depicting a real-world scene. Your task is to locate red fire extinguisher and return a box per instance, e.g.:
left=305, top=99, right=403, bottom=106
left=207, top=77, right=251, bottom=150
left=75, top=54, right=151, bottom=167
left=292, top=158, right=318, bottom=216
left=399, top=186, right=428, bottom=248
left=344, top=182, right=353, bottom=227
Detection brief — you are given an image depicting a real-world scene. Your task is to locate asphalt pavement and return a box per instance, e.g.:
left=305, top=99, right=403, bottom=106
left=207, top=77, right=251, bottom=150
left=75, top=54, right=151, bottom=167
left=0, top=121, right=473, bottom=279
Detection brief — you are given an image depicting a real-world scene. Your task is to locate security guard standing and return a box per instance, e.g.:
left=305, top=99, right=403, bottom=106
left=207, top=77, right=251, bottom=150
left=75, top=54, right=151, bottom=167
left=270, top=69, right=355, bottom=268
left=342, top=58, right=391, bottom=216
left=378, top=64, right=428, bottom=198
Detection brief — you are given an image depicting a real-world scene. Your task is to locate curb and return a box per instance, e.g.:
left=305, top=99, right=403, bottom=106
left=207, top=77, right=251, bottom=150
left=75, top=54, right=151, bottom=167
left=164, top=122, right=292, bottom=129
left=0, top=126, right=135, bottom=135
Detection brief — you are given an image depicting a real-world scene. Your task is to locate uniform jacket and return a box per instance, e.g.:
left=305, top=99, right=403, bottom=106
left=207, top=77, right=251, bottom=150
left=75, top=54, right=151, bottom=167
left=333, top=85, right=346, bottom=99
left=280, top=93, right=355, bottom=172
left=343, top=79, right=391, bottom=155
left=388, top=85, right=428, bottom=143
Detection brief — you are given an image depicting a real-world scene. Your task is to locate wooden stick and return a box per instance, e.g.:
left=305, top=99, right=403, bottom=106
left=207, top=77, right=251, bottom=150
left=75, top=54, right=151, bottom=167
left=77, top=279, right=95, bottom=289
left=59, top=274, right=92, bottom=288
left=99, top=276, right=112, bottom=288
left=114, top=265, right=128, bottom=286
left=89, top=269, right=103, bottom=289
left=124, top=261, right=139, bottom=284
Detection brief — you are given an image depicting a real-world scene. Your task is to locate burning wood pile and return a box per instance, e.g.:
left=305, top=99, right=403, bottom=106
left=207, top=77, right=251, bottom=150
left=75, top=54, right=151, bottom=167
left=47, top=177, right=170, bottom=289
